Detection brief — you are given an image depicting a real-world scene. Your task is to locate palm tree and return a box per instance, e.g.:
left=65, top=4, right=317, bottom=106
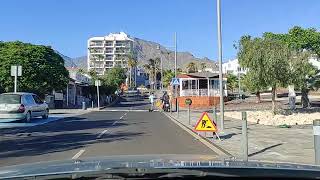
left=142, top=58, right=161, bottom=89
left=200, top=62, right=206, bottom=72
left=77, top=68, right=86, bottom=74
left=143, top=63, right=153, bottom=89
left=127, top=57, right=138, bottom=88
left=186, top=62, right=197, bottom=73
left=163, top=70, right=175, bottom=87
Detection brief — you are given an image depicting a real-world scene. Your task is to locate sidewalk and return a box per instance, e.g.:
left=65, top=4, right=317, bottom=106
left=166, top=110, right=315, bottom=165
left=49, top=108, right=92, bottom=117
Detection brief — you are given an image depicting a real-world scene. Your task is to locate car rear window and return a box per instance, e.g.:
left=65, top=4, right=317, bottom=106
left=0, top=94, right=21, bottom=104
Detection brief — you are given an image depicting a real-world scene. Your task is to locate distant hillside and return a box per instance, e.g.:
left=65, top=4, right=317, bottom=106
left=55, top=50, right=77, bottom=68
left=71, top=56, right=87, bottom=69
left=59, top=35, right=218, bottom=71
left=133, top=37, right=218, bottom=70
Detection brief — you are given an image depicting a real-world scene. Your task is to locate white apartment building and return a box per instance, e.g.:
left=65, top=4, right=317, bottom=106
left=222, top=58, right=247, bottom=75
left=87, top=32, right=134, bottom=75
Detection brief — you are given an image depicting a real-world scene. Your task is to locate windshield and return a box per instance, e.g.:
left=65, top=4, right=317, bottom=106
left=1, top=0, right=320, bottom=178
left=0, top=94, right=21, bottom=104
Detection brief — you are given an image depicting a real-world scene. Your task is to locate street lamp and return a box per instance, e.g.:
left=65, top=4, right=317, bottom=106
left=217, top=0, right=225, bottom=131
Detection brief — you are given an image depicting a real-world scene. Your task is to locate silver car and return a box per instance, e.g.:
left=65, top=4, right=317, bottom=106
left=0, top=92, right=49, bottom=123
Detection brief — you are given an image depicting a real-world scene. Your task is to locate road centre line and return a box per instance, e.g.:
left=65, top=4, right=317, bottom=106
left=72, top=149, right=85, bottom=160
left=97, top=130, right=108, bottom=138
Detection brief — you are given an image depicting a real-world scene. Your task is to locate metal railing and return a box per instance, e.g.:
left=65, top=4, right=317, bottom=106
left=180, top=89, right=221, bottom=97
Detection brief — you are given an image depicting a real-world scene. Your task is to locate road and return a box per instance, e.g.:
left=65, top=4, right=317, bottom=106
left=0, top=95, right=218, bottom=167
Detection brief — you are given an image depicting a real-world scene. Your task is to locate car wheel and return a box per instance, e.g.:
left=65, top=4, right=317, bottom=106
left=42, top=109, right=49, bottom=119
left=24, top=111, right=31, bottom=123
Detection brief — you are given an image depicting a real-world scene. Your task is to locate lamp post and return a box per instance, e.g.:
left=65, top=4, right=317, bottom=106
left=217, top=0, right=224, bottom=130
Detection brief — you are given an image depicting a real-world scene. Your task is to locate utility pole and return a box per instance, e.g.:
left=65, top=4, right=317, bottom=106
left=174, top=32, right=178, bottom=112
left=157, top=45, right=163, bottom=90
left=174, top=32, right=177, bottom=78
left=161, top=57, right=163, bottom=89
left=217, top=0, right=224, bottom=130
left=238, top=67, right=241, bottom=100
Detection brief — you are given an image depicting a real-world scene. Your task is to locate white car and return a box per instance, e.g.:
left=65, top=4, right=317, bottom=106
left=0, top=92, right=49, bottom=123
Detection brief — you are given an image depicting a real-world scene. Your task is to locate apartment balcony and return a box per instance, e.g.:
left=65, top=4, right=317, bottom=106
left=90, top=51, right=104, bottom=54
left=105, top=43, right=114, bottom=47
left=90, top=43, right=104, bottom=47
left=114, top=50, right=128, bottom=54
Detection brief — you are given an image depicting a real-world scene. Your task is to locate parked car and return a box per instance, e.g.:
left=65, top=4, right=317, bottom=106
left=0, top=92, right=49, bottom=123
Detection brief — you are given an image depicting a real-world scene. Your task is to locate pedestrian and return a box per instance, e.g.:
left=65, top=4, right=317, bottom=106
left=148, top=92, right=155, bottom=112
left=161, top=91, right=170, bottom=111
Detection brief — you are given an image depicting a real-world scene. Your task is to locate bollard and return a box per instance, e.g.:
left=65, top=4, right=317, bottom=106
left=170, top=101, right=172, bottom=114
left=242, top=112, right=248, bottom=161
left=91, top=101, right=94, bottom=109
left=313, top=119, right=320, bottom=165
left=188, top=105, right=190, bottom=125
left=82, top=102, right=86, bottom=110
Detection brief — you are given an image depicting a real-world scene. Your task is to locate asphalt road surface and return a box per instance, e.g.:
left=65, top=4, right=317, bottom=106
left=0, top=95, right=218, bottom=167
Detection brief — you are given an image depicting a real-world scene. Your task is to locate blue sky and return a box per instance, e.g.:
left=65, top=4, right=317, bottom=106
left=0, top=0, right=319, bottom=61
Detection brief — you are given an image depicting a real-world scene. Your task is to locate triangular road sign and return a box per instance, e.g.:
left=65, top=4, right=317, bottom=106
left=171, top=78, right=180, bottom=85
left=194, top=112, right=217, bottom=132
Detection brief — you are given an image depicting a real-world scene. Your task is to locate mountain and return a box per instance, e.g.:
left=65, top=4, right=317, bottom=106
left=60, top=35, right=218, bottom=71
left=55, top=51, right=77, bottom=68
left=133, top=37, right=218, bottom=70
left=71, top=56, right=87, bottom=69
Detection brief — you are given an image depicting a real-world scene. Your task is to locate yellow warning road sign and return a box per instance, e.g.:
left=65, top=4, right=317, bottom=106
left=194, top=112, right=217, bottom=132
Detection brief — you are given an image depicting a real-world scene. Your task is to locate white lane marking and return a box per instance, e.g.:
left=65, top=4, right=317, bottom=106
left=97, top=129, right=108, bottom=138
left=119, top=116, right=123, bottom=119
left=112, top=121, right=118, bottom=125
left=72, top=149, right=85, bottom=160
left=100, top=109, right=158, bottom=112
left=124, top=112, right=127, bottom=116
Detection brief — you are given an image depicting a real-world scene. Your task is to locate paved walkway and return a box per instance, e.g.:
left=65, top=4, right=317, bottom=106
left=167, top=110, right=315, bottom=165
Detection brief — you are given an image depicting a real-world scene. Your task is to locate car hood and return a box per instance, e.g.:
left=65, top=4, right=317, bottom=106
left=0, top=154, right=319, bottom=179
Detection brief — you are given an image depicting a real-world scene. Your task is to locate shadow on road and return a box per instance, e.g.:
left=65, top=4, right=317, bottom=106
left=248, top=143, right=283, bottom=157
left=0, top=131, right=144, bottom=159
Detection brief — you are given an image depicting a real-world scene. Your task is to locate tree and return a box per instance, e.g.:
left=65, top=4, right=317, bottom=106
left=199, top=62, right=206, bottom=72
left=0, top=41, right=69, bottom=97
left=186, top=62, right=197, bottom=73
left=163, top=70, right=175, bottom=87
left=226, top=73, right=238, bottom=93
left=237, top=36, right=291, bottom=113
left=143, top=58, right=160, bottom=89
left=77, top=68, right=86, bottom=74
left=127, top=54, right=137, bottom=88
left=264, top=27, right=320, bottom=108
left=101, top=66, right=126, bottom=93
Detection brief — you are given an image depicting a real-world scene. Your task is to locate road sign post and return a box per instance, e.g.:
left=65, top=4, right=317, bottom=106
left=242, top=111, right=248, bottom=161
left=177, top=101, right=179, bottom=118
left=11, top=65, right=22, bottom=93
left=95, top=80, right=101, bottom=109
left=185, top=98, right=192, bottom=125
left=314, top=119, right=320, bottom=165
